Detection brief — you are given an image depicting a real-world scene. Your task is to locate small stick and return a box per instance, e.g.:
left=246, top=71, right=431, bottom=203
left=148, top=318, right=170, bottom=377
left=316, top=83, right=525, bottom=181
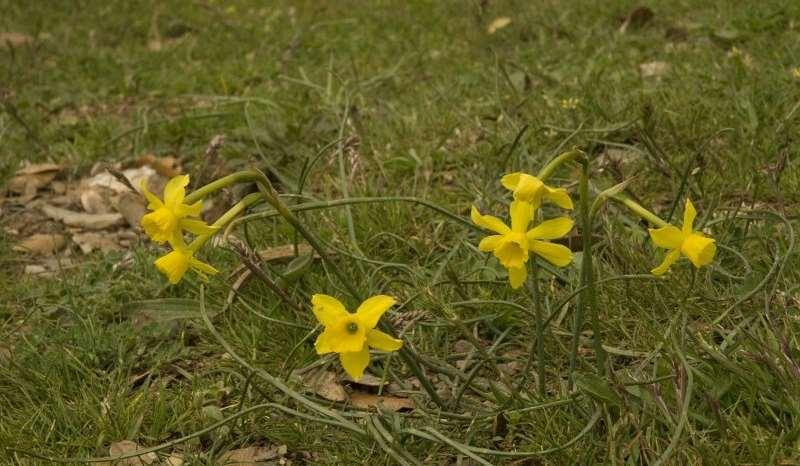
left=106, top=166, right=137, bottom=193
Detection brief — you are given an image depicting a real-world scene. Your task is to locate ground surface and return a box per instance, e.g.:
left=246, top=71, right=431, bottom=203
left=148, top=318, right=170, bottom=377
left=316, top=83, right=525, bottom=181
left=1, top=1, right=799, bottom=465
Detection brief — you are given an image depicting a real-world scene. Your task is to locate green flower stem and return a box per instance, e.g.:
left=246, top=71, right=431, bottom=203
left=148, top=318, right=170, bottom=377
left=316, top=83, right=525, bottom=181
left=246, top=170, right=446, bottom=409
left=198, top=286, right=363, bottom=433
left=183, top=170, right=452, bottom=407
left=447, top=312, right=518, bottom=406
left=532, top=260, right=546, bottom=397
left=537, top=148, right=582, bottom=182
left=228, top=195, right=479, bottom=233
left=188, top=192, right=263, bottom=252
left=224, top=196, right=569, bottom=281
left=610, top=193, right=668, bottom=227
left=569, top=159, right=606, bottom=383
left=184, top=171, right=263, bottom=205
left=520, top=213, right=546, bottom=398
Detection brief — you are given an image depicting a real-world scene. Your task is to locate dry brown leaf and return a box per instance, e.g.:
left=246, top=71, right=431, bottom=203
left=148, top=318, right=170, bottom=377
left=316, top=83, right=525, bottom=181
left=85, top=171, right=129, bottom=193
left=51, top=181, right=67, bottom=194
left=72, top=232, right=123, bottom=254
left=80, top=188, right=113, bottom=214
left=498, top=361, right=523, bottom=376
left=219, top=445, right=287, bottom=465
left=86, top=166, right=158, bottom=195
left=294, top=369, right=347, bottom=402
left=16, top=163, right=63, bottom=176
left=487, top=17, right=511, bottom=34
left=639, top=61, right=670, bottom=78
left=99, top=440, right=158, bottom=466
left=13, top=233, right=66, bottom=255
left=164, top=454, right=184, bottom=466
left=350, top=392, right=415, bottom=412
left=0, top=32, right=33, bottom=48
left=40, top=204, right=124, bottom=229
left=7, top=163, right=62, bottom=199
left=23, top=257, right=76, bottom=276
left=24, top=264, right=49, bottom=275
left=343, top=372, right=387, bottom=387
left=258, top=243, right=313, bottom=261
left=138, top=153, right=182, bottom=177
left=116, top=191, right=147, bottom=228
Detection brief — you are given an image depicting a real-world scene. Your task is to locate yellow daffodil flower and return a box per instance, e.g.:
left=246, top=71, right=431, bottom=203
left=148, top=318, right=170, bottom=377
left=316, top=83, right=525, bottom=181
left=140, top=175, right=216, bottom=246
left=501, top=172, right=573, bottom=209
left=471, top=201, right=574, bottom=288
left=311, top=294, right=403, bottom=380
left=648, top=199, right=716, bottom=275
left=154, top=240, right=219, bottom=284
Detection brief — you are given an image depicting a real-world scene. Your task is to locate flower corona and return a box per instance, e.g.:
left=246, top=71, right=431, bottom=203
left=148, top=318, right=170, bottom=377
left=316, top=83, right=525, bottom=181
left=501, top=172, right=573, bottom=209
left=311, top=294, right=403, bottom=380
left=140, top=175, right=216, bottom=246
left=648, top=199, right=716, bottom=275
left=472, top=201, right=573, bottom=288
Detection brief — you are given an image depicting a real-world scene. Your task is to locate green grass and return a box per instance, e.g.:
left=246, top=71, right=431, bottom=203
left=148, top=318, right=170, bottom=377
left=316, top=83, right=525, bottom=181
left=2, top=0, right=799, bottom=464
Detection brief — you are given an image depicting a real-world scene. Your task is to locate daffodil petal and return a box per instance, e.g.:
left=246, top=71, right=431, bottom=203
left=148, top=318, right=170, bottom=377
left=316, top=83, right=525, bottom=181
left=311, top=294, right=349, bottom=327
left=512, top=174, right=545, bottom=203
left=527, top=217, right=574, bottom=240
left=180, top=219, right=218, bottom=236
left=478, top=235, right=503, bottom=252
left=154, top=249, right=190, bottom=284
left=140, top=179, right=164, bottom=210
left=355, top=295, right=396, bottom=329
left=529, top=240, right=573, bottom=267
left=163, top=175, right=190, bottom=207
left=471, top=206, right=511, bottom=234
left=314, top=329, right=336, bottom=354
left=508, top=264, right=527, bottom=289
left=177, top=201, right=203, bottom=218
left=500, top=172, right=521, bottom=191
left=366, top=329, right=403, bottom=352
left=189, top=256, right=219, bottom=277
left=682, top=234, right=716, bottom=268
left=648, top=225, right=684, bottom=249
left=339, top=346, right=370, bottom=380
left=683, top=199, right=697, bottom=234
left=510, top=200, right=534, bottom=233
left=168, top=231, right=186, bottom=251
left=544, top=187, right=574, bottom=210
left=651, top=249, right=681, bottom=276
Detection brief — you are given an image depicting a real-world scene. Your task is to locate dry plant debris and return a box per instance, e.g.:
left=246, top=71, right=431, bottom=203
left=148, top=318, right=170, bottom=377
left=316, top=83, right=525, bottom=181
left=219, top=445, right=288, bottom=465
left=293, top=367, right=415, bottom=412
left=2, top=156, right=184, bottom=275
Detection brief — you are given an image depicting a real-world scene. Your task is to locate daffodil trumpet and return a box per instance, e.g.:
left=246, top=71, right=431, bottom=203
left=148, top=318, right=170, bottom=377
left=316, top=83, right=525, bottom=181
left=648, top=199, right=716, bottom=275
left=311, top=294, right=403, bottom=380
left=140, top=175, right=217, bottom=246
left=500, top=172, right=573, bottom=209
left=471, top=201, right=574, bottom=289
